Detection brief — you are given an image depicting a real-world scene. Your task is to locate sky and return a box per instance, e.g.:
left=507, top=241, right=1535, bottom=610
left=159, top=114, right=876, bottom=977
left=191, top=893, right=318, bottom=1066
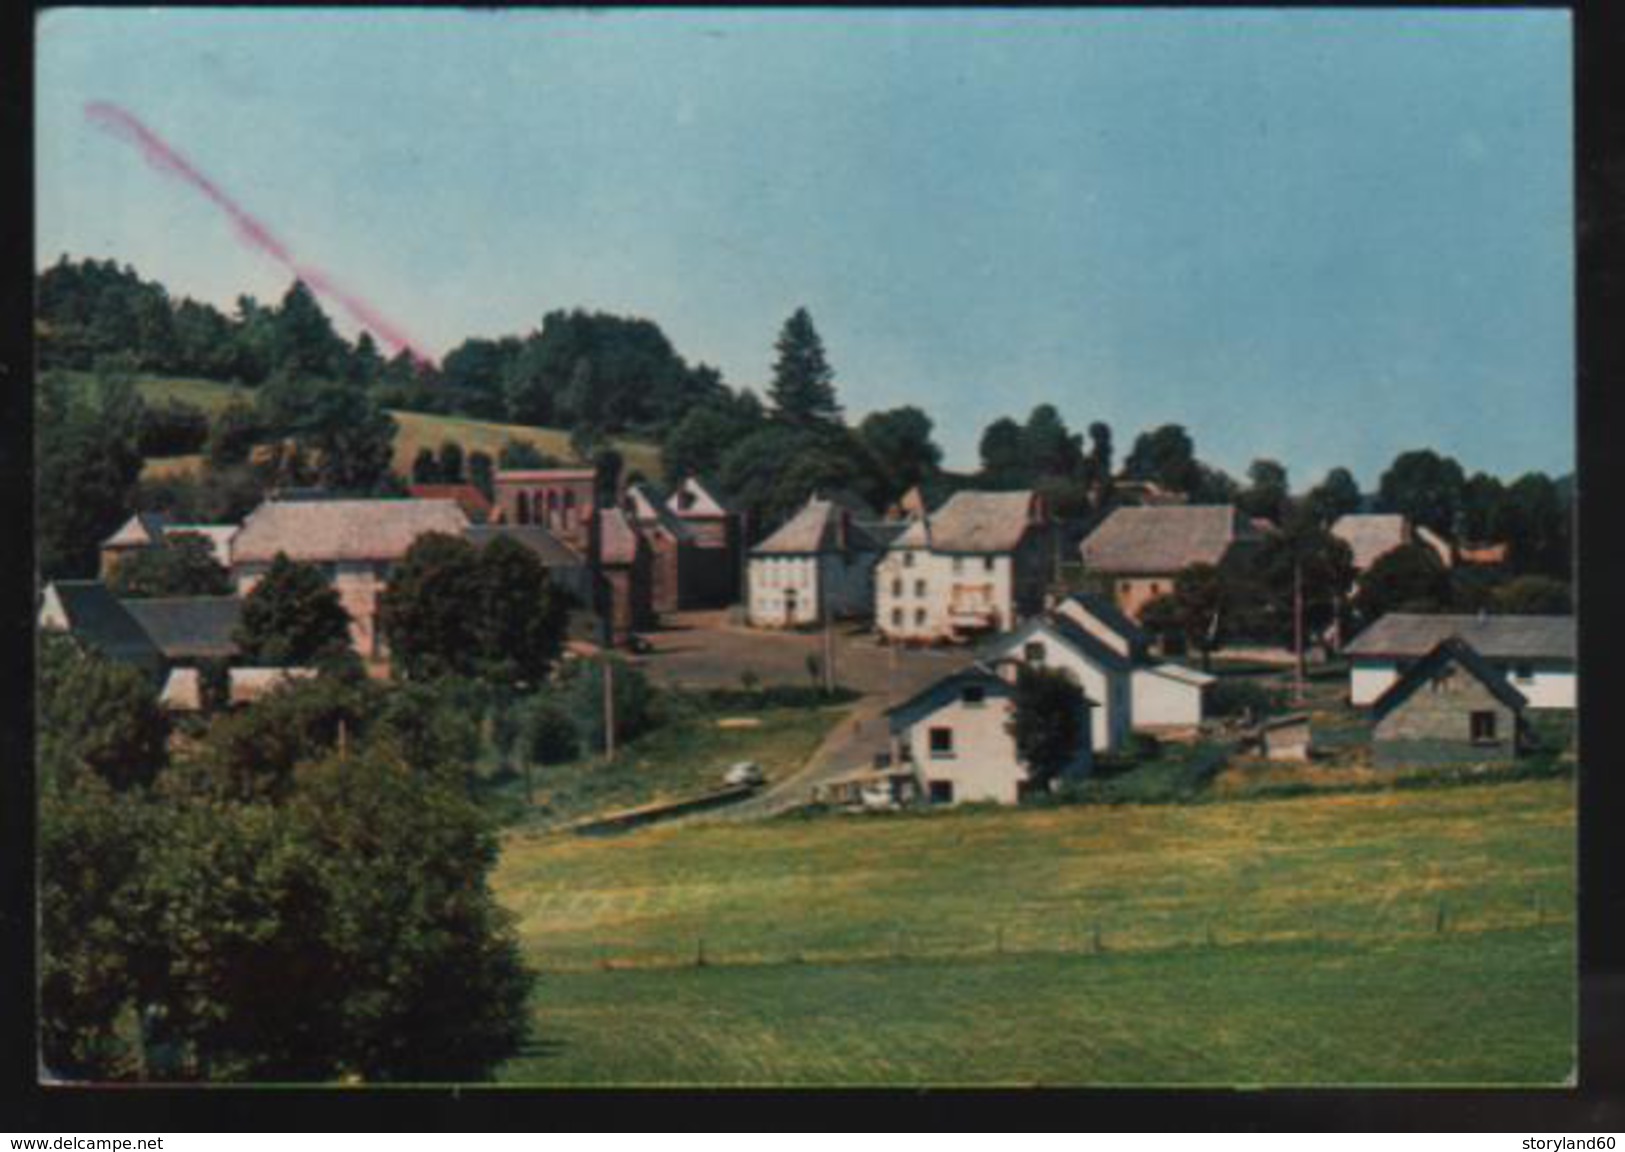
left=35, top=8, right=1574, bottom=486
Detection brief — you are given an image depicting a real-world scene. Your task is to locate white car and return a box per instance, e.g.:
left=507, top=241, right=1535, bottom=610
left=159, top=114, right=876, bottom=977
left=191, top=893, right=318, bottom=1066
left=723, top=761, right=765, bottom=787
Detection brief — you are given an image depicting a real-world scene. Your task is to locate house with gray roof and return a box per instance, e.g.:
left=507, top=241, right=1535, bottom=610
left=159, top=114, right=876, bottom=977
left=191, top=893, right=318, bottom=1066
left=1370, top=638, right=1529, bottom=768
left=747, top=495, right=885, bottom=627
left=1345, top=612, right=1574, bottom=709
left=100, top=512, right=239, bottom=577
left=121, top=597, right=242, bottom=663
left=39, top=580, right=163, bottom=678
left=875, top=489, right=1053, bottom=644
left=1078, top=504, right=1263, bottom=622
left=980, top=614, right=1129, bottom=753
left=664, top=476, right=744, bottom=607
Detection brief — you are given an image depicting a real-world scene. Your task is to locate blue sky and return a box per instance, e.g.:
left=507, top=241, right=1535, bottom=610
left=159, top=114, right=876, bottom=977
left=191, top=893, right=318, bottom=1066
left=36, top=8, right=1573, bottom=486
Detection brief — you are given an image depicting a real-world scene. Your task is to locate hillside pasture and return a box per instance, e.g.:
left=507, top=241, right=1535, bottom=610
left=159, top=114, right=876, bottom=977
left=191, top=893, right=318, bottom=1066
left=96, top=375, right=663, bottom=482
left=494, top=778, right=1575, bottom=1084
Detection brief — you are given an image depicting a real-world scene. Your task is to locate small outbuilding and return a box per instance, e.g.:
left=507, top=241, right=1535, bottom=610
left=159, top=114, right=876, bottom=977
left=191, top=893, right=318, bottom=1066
left=1370, top=637, right=1528, bottom=769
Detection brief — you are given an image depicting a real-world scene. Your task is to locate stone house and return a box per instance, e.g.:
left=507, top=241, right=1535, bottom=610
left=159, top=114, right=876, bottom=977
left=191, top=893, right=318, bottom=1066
left=665, top=476, right=744, bottom=608
left=874, top=489, right=1052, bottom=644
left=885, top=664, right=1093, bottom=806
left=622, top=483, right=704, bottom=614
left=230, top=497, right=471, bottom=659
left=747, top=495, right=884, bottom=627
left=596, top=506, right=657, bottom=643
left=1344, top=613, right=1574, bottom=709
left=1078, top=504, right=1264, bottom=622
left=1370, top=638, right=1528, bottom=768
left=492, top=467, right=598, bottom=550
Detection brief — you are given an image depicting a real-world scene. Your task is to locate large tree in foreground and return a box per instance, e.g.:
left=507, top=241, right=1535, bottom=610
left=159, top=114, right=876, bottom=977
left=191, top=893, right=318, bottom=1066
left=380, top=533, right=567, bottom=687
left=768, top=307, right=842, bottom=425
left=107, top=533, right=232, bottom=598
left=234, top=553, right=354, bottom=665
left=1006, top=665, right=1088, bottom=792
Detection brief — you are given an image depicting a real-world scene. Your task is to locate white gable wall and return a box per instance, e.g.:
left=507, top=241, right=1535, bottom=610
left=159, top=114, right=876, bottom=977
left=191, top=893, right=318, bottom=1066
left=985, top=623, right=1130, bottom=753
left=1351, top=656, right=1575, bottom=710
left=1131, top=667, right=1206, bottom=729
left=748, top=552, right=877, bottom=627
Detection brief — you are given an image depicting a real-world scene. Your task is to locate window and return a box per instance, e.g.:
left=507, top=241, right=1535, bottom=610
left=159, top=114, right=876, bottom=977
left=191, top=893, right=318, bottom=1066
left=929, top=780, right=955, bottom=805
left=915, top=608, right=927, bottom=626
left=953, top=557, right=964, bottom=574
left=517, top=492, right=533, bottom=525
left=1513, top=664, right=1535, bottom=682
left=1149, top=582, right=1162, bottom=597
left=891, top=608, right=903, bottom=627
left=903, top=552, right=915, bottom=568
left=891, top=578, right=903, bottom=597
left=1024, top=641, right=1047, bottom=664
left=984, top=556, right=996, bottom=572
left=1470, top=711, right=1498, bottom=743
left=915, top=579, right=927, bottom=597
left=962, top=685, right=986, bottom=707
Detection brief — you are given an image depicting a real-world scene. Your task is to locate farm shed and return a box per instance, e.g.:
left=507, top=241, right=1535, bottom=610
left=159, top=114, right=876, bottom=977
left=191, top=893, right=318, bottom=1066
left=1370, top=638, right=1527, bottom=769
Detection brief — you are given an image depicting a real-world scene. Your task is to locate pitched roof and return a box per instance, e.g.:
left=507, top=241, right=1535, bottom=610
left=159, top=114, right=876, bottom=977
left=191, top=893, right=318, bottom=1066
left=1141, top=662, right=1217, bottom=688
left=231, top=498, right=470, bottom=564
left=1344, top=613, right=1574, bottom=661
left=1061, top=592, right=1149, bottom=657
left=121, top=597, right=242, bottom=660
left=752, top=498, right=883, bottom=556
left=1371, top=637, right=1529, bottom=720
left=40, top=581, right=162, bottom=669
left=982, top=614, right=1133, bottom=674
left=622, top=483, right=695, bottom=541
left=1079, top=505, right=1251, bottom=574
left=408, top=484, right=494, bottom=522
left=666, top=476, right=733, bottom=519
left=465, top=525, right=584, bottom=568
left=1330, top=513, right=1409, bottom=571
left=104, top=511, right=168, bottom=549
left=890, top=490, right=1044, bottom=554
left=885, top=663, right=1015, bottom=721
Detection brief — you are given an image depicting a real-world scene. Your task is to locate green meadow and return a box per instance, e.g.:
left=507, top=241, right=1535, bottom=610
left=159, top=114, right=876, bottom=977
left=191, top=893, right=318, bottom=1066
left=493, top=777, right=1576, bottom=1085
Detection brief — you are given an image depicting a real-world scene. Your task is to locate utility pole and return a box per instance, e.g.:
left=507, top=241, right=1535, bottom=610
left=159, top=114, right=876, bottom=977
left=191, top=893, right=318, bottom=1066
left=1292, top=554, right=1306, bottom=705
left=602, top=653, right=616, bottom=763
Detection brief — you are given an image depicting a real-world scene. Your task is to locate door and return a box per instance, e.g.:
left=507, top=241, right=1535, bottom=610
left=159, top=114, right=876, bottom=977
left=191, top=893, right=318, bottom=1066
left=784, top=588, right=798, bottom=625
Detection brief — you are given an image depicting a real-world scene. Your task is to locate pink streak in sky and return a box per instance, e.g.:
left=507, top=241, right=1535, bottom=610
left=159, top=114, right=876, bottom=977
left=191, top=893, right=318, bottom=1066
left=84, top=100, right=434, bottom=365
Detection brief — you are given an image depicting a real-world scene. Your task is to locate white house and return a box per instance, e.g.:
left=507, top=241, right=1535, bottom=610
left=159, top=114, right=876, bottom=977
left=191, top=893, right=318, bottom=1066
left=1343, top=613, right=1575, bottom=710
left=1052, top=592, right=1216, bottom=731
left=747, top=495, right=883, bottom=627
left=981, top=615, right=1130, bottom=753
left=875, top=489, right=1052, bottom=644
left=885, top=664, right=1092, bottom=806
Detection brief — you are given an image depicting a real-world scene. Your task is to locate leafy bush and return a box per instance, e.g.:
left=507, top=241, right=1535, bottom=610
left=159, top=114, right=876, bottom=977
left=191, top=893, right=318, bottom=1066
left=524, top=697, right=581, bottom=766
left=138, top=398, right=210, bottom=457
left=1207, top=678, right=1285, bottom=720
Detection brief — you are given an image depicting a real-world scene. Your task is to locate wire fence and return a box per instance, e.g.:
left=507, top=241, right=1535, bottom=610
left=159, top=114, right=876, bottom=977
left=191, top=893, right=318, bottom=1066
left=532, top=892, right=1572, bottom=974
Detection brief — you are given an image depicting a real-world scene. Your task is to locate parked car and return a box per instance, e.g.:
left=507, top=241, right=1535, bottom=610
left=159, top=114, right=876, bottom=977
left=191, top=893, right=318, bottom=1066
left=723, top=761, right=765, bottom=787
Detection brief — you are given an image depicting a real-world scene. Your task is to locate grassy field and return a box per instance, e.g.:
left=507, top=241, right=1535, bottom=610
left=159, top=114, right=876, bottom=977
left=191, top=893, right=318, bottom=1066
left=104, top=374, right=664, bottom=481
left=492, top=777, right=1575, bottom=1084
left=482, top=700, right=850, bottom=830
